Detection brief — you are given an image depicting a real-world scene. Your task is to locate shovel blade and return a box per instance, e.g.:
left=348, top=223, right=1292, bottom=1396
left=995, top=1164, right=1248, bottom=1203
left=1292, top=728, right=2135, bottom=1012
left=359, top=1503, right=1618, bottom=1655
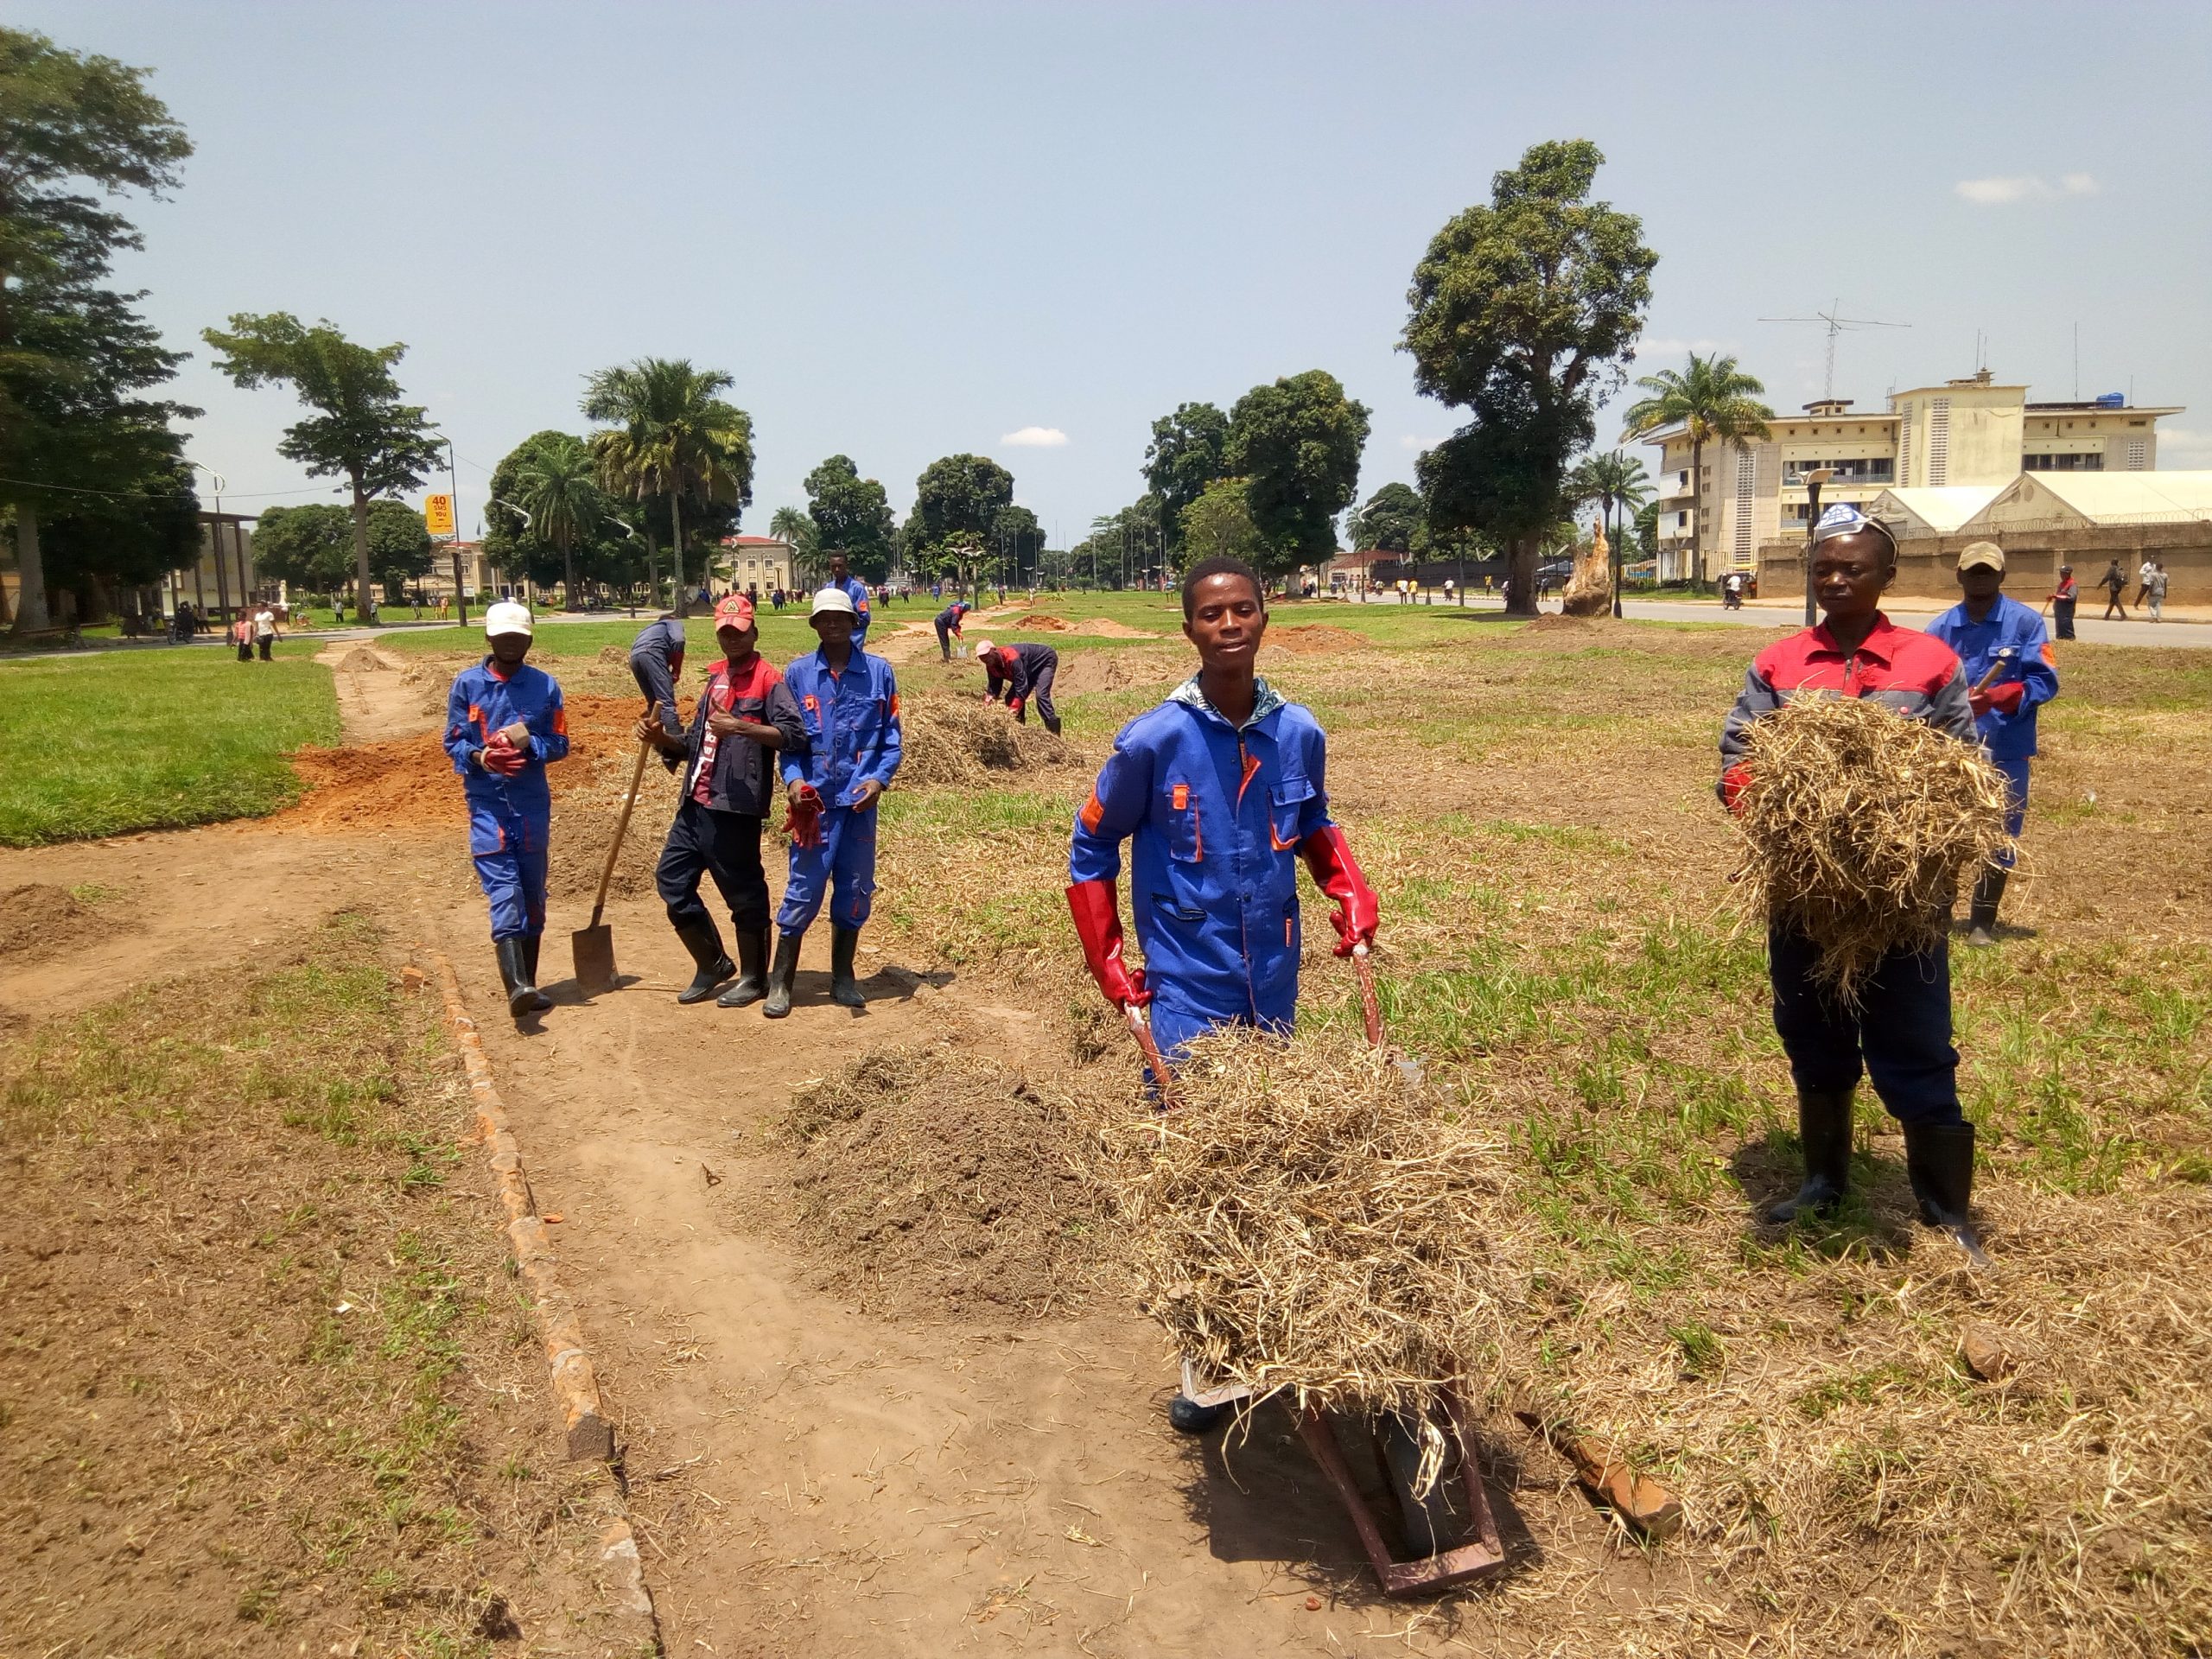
left=570, top=923, right=616, bottom=994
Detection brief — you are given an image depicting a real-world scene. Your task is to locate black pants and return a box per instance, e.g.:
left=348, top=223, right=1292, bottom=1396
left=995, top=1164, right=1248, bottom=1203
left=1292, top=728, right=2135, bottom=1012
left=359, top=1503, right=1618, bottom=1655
left=2053, top=598, right=2075, bottom=639
left=936, top=618, right=954, bottom=659
left=2102, top=589, right=2127, bottom=619
left=236, top=639, right=252, bottom=661
left=631, top=652, right=683, bottom=738
left=256, top=635, right=272, bottom=660
left=656, top=798, right=769, bottom=937
left=1014, top=663, right=1060, bottom=734
left=1769, top=925, right=1962, bottom=1128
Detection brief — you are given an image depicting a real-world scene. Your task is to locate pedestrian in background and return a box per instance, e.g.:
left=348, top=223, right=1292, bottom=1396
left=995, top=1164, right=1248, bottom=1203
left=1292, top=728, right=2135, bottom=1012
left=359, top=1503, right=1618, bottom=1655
left=2048, top=564, right=2077, bottom=640
left=2134, top=556, right=2156, bottom=608
left=2099, top=559, right=2129, bottom=620
left=232, top=613, right=253, bottom=662
left=253, top=603, right=277, bottom=660
left=2147, top=559, right=2168, bottom=621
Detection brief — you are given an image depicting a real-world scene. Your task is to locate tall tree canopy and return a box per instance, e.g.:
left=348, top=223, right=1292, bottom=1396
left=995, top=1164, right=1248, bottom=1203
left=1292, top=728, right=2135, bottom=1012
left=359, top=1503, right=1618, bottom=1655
left=991, top=504, right=1045, bottom=578
left=1402, top=139, right=1655, bottom=613
left=908, top=453, right=1013, bottom=575
left=202, top=314, right=443, bottom=618
left=1619, top=353, right=1772, bottom=587
left=1223, top=371, right=1370, bottom=575
left=1179, top=477, right=1265, bottom=566
left=1349, top=480, right=1424, bottom=554
left=802, top=454, right=895, bottom=581
left=582, top=358, right=753, bottom=613
left=484, top=429, right=634, bottom=599
left=2, top=27, right=196, bottom=632
left=250, top=502, right=353, bottom=591
left=1142, top=402, right=1229, bottom=556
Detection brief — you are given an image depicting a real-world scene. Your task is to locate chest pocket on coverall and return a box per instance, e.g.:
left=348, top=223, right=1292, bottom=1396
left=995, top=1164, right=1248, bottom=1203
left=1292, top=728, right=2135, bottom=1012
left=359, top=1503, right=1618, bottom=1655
left=1268, top=776, right=1314, bottom=852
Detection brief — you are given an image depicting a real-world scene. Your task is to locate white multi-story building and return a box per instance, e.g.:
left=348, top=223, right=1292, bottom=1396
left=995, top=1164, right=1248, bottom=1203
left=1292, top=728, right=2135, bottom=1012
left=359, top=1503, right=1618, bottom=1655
left=1639, top=369, right=2180, bottom=582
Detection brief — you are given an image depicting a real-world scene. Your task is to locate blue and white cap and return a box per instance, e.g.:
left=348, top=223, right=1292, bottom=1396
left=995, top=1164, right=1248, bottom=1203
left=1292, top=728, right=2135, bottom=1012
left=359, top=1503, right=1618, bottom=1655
left=1810, top=502, right=1896, bottom=549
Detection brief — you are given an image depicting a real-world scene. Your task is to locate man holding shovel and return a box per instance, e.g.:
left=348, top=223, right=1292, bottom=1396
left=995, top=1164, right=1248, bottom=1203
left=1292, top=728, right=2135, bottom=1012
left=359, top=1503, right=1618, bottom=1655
left=444, top=601, right=570, bottom=1020
left=1065, top=553, right=1381, bottom=1429
left=638, top=594, right=808, bottom=1007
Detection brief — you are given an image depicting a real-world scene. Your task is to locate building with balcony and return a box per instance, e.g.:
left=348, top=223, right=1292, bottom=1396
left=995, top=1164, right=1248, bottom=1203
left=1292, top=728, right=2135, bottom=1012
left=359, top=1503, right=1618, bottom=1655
left=1638, top=369, right=2181, bottom=582
left=719, top=534, right=796, bottom=595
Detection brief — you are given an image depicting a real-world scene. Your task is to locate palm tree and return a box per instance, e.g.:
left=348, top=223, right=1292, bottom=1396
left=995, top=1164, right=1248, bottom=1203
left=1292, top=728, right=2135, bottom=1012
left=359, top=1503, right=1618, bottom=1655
left=1620, top=353, right=1773, bottom=589
left=510, top=434, right=600, bottom=610
left=1567, top=448, right=1653, bottom=615
left=768, top=505, right=817, bottom=586
left=582, top=358, right=754, bottom=614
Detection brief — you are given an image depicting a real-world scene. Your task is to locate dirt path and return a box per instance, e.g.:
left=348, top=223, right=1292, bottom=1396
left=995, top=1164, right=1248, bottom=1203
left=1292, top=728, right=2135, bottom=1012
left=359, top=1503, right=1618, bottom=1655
left=316, top=640, right=440, bottom=745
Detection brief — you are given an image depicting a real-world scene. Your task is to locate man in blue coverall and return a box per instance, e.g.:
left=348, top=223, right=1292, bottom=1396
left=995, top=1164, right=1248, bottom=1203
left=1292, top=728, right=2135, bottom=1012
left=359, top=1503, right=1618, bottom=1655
left=823, top=550, right=873, bottom=648
left=444, top=601, right=571, bottom=1020
left=629, top=612, right=687, bottom=740
left=1924, top=541, right=2059, bottom=948
left=766, top=586, right=902, bottom=1017
left=1066, top=555, right=1380, bottom=1428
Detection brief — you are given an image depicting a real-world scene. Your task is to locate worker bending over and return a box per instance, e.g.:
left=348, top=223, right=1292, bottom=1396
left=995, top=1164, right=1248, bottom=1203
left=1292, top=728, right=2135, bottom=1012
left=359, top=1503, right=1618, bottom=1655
left=629, top=612, right=687, bottom=740
left=1924, top=542, right=2058, bottom=947
left=444, top=601, right=570, bottom=1020
left=768, top=587, right=903, bottom=1017
left=976, top=639, right=1062, bottom=734
left=934, top=598, right=970, bottom=660
left=1719, top=505, right=1986, bottom=1262
left=639, top=594, right=807, bottom=1007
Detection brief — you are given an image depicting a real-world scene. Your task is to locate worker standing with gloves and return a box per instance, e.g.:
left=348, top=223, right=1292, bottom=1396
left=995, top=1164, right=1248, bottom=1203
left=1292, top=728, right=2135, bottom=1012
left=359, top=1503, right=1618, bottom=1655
left=628, top=612, right=688, bottom=740
left=823, top=550, right=874, bottom=648
left=1718, top=505, right=1986, bottom=1262
left=766, top=587, right=902, bottom=1018
left=1924, top=542, right=2058, bottom=948
left=933, top=598, right=970, bottom=660
left=976, top=639, right=1063, bottom=734
left=444, top=601, right=570, bottom=1020
left=637, top=594, right=808, bottom=1007
left=1066, top=555, right=1380, bottom=1431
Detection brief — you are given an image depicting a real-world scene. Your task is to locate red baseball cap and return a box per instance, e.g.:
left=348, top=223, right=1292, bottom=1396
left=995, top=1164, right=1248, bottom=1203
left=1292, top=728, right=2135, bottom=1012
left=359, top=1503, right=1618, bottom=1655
left=713, top=594, right=756, bottom=630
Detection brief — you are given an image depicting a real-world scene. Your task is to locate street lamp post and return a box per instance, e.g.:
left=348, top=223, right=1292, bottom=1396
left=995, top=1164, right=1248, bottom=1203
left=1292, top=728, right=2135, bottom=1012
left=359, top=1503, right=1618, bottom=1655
left=1801, top=467, right=1834, bottom=628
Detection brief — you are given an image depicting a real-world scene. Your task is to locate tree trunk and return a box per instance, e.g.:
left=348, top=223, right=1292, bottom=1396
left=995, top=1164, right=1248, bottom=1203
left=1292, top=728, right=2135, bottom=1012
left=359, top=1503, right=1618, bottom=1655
left=563, top=537, right=576, bottom=613
left=349, top=474, right=375, bottom=620
left=10, top=504, right=50, bottom=632
left=1505, top=534, right=1538, bottom=617
left=1688, top=439, right=1704, bottom=591
left=669, top=490, right=689, bottom=617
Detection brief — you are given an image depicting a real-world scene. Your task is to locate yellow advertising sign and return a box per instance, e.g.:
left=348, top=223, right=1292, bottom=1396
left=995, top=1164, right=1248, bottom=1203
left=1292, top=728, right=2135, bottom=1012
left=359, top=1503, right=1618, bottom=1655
left=424, top=493, right=455, bottom=537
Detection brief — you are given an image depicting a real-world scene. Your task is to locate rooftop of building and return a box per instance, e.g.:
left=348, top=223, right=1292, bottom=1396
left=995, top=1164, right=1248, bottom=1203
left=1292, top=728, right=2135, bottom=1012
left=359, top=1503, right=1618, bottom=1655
left=1998, top=470, right=2212, bottom=524
left=1872, top=486, right=2006, bottom=535
left=721, top=534, right=794, bottom=549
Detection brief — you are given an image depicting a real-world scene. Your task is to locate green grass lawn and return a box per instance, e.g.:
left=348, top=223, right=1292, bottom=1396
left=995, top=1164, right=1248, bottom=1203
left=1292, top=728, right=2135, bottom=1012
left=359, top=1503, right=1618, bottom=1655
left=0, top=641, right=339, bottom=845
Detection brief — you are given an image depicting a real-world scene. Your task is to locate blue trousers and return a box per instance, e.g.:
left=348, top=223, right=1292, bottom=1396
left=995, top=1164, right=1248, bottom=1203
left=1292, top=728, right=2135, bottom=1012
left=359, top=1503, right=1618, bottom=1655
left=1993, top=754, right=2030, bottom=870
left=630, top=652, right=683, bottom=739
left=474, top=848, right=548, bottom=943
left=1769, top=926, right=1962, bottom=1128
left=777, top=804, right=877, bottom=933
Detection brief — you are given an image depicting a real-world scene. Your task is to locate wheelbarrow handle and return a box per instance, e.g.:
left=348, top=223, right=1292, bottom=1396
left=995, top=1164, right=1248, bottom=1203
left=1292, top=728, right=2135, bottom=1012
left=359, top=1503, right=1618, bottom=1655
left=1352, top=942, right=1384, bottom=1050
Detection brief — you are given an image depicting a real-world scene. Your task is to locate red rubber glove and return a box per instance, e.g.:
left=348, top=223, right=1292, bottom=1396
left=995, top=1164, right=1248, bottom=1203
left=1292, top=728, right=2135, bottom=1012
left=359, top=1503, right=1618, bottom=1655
left=1008, top=696, right=1025, bottom=717
left=1719, top=762, right=1751, bottom=816
left=1066, top=879, right=1149, bottom=1008
left=784, top=782, right=823, bottom=849
left=1299, top=825, right=1379, bottom=957
left=480, top=734, right=527, bottom=776
left=1970, top=682, right=2026, bottom=718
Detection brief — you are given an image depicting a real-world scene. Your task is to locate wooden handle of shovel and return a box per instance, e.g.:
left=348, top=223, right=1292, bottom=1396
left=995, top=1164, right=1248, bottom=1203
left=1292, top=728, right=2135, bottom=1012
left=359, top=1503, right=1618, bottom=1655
left=591, top=740, right=652, bottom=930
left=1352, top=942, right=1383, bottom=1049
left=1124, top=1003, right=1182, bottom=1111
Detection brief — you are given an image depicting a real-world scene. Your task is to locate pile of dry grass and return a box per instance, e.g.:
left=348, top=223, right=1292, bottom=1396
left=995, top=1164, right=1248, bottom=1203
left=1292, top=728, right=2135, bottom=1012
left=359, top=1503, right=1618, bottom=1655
left=1101, top=1025, right=1523, bottom=1478
left=1734, top=696, right=2013, bottom=997
left=898, top=694, right=1076, bottom=785
left=779, top=1041, right=1108, bottom=1320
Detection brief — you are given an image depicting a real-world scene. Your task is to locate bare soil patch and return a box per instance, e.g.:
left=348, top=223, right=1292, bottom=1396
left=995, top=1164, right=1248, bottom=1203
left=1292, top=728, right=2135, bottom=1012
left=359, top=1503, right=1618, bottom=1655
left=0, top=881, right=102, bottom=961
left=1073, top=616, right=1156, bottom=638
left=1012, top=610, right=1075, bottom=631
left=1267, top=622, right=1371, bottom=656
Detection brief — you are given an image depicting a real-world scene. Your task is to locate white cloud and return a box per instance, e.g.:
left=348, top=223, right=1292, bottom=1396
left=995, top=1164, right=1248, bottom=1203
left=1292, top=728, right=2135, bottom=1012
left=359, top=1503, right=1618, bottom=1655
left=1630, top=336, right=1729, bottom=361
left=2152, top=426, right=2212, bottom=468
left=1001, top=426, right=1068, bottom=448
left=1955, top=172, right=2099, bottom=205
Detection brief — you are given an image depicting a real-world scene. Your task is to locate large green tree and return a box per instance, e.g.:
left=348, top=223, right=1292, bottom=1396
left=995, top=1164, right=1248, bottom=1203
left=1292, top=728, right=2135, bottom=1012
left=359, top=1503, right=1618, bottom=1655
left=364, top=499, right=433, bottom=601
left=582, top=357, right=753, bottom=613
left=484, top=429, right=637, bottom=600
left=250, top=501, right=353, bottom=591
left=802, top=454, right=895, bottom=580
left=1402, top=138, right=1655, bottom=614
left=506, top=431, right=600, bottom=607
left=202, top=314, right=444, bottom=619
left=38, top=454, right=199, bottom=622
left=990, top=504, right=1045, bottom=582
left=1349, top=480, right=1423, bottom=554
left=1619, top=353, right=1773, bottom=587
left=1179, top=477, right=1265, bottom=567
left=1142, top=402, right=1229, bottom=556
left=1223, top=372, right=1370, bottom=575
left=3, top=28, right=195, bottom=632
left=908, top=453, right=1013, bottom=576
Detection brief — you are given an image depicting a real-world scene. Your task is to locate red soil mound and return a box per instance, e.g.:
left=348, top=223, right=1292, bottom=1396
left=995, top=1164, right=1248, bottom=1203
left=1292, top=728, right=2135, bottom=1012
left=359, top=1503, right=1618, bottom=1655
left=1012, top=613, right=1075, bottom=632
left=1267, top=624, right=1370, bottom=655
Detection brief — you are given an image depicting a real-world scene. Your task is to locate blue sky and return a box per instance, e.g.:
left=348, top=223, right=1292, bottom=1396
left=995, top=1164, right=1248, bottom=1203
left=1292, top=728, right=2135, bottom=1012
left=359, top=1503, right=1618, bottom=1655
left=25, top=1, right=2212, bottom=541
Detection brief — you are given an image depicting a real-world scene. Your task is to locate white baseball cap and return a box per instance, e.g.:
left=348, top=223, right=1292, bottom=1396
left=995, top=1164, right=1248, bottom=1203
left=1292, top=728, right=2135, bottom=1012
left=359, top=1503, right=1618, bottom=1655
left=485, top=600, right=534, bottom=638
left=809, top=586, right=857, bottom=618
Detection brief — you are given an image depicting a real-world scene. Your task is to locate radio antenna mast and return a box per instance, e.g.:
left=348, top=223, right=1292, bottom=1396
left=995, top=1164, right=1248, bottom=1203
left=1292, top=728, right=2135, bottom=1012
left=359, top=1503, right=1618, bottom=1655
left=1758, top=300, right=1911, bottom=399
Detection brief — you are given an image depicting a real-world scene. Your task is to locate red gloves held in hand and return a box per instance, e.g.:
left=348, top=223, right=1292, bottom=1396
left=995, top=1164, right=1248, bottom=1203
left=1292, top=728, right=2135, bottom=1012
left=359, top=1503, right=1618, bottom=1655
left=1968, top=681, right=2026, bottom=718
left=785, top=783, right=823, bottom=849
left=480, top=734, right=527, bottom=776
left=1008, top=696, right=1025, bottom=717
left=1066, top=879, right=1149, bottom=1009
left=1719, top=763, right=1751, bottom=816
left=1299, top=825, right=1380, bottom=957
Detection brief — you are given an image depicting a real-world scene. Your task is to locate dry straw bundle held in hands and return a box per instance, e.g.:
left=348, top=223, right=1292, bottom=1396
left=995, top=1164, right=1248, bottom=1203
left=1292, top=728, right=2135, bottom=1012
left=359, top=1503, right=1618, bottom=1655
left=1732, top=696, right=2014, bottom=999
left=1102, top=1025, right=1523, bottom=1451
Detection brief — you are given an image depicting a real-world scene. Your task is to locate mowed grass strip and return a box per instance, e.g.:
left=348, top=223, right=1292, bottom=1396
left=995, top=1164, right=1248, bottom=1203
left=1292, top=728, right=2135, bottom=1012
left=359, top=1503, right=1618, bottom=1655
left=0, top=644, right=340, bottom=844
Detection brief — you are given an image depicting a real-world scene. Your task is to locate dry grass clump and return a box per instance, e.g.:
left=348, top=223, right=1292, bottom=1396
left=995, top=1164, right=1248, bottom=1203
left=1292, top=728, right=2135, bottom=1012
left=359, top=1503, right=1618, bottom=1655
left=898, top=694, right=1076, bottom=786
left=1102, top=1025, right=1524, bottom=1462
left=1734, top=696, right=2013, bottom=998
left=779, top=1040, right=1108, bottom=1321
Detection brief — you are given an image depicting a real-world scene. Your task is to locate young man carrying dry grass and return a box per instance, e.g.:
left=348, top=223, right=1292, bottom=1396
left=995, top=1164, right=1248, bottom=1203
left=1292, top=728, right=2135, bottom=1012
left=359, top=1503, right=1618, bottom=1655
left=1719, top=505, right=1987, bottom=1261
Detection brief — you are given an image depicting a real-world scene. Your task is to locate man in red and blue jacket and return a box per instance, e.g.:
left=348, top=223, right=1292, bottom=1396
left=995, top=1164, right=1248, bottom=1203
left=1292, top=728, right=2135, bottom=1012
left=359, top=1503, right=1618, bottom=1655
left=444, top=602, right=571, bottom=1020
left=1719, top=505, right=1986, bottom=1264
left=1923, top=541, right=2058, bottom=946
left=768, top=586, right=902, bottom=1016
left=977, top=639, right=1062, bottom=734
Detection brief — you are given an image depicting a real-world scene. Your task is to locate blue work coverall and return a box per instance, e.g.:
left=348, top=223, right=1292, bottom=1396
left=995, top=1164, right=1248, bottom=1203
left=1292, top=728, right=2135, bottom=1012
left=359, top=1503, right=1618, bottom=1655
left=1068, top=677, right=1334, bottom=1058
left=777, top=648, right=902, bottom=932
left=1923, top=594, right=2059, bottom=866
left=630, top=615, right=688, bottom=738
left=444, top=660, right=571, bottom=943
left=824, top=575, right=874, bottom=646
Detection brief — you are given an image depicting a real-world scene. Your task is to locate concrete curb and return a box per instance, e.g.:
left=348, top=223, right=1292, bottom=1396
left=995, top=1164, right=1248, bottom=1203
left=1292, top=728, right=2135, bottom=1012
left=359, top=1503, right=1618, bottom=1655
left=429, top=953, right=661, bottom=1651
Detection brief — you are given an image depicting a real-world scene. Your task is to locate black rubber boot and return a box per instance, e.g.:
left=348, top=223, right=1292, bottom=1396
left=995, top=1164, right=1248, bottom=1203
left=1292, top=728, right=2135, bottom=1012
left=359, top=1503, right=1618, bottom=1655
left=1767, top=1086, right=1854, bottom=1222
left=762, top=930, right=803, bottom=1019
left=519, top=936, right=554, bottom=1012
left=717, top=929, right=771, bottom=1008
left=829, top=927, right=867, bottom=1007
left=1167, top=1394, right=1232, bottom=1434
left=1965, top=869, right=2007, bottom=949
left=1904, top=1120, right=1989, bottom=1266
left=673, top=918, right=733, bottom=1005
left=496, top=938, right=543, bottom=1020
